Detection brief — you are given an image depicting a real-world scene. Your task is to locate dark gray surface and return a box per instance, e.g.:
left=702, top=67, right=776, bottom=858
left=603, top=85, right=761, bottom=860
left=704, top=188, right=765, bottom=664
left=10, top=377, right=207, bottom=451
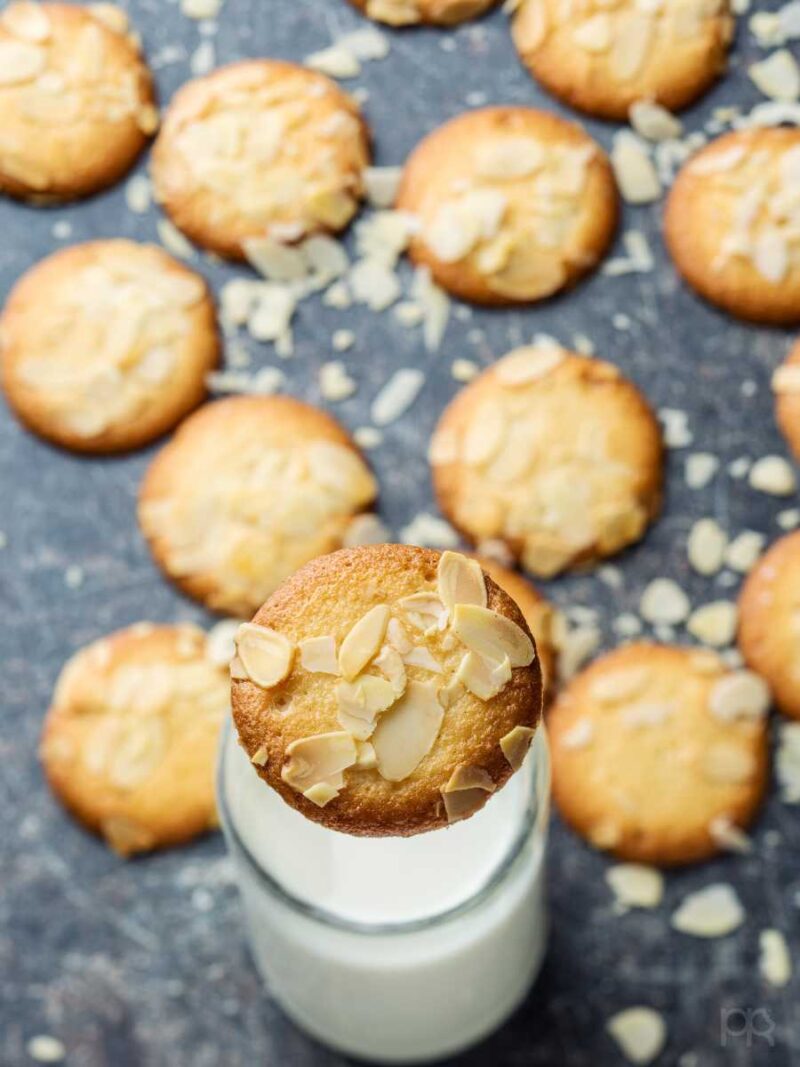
left=1, top=1, right=799, bottom=1065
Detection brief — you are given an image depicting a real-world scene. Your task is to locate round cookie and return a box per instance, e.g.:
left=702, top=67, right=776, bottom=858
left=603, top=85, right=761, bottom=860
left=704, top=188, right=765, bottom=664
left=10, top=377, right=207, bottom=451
left=738, top=531, right=800, bottom=721
left=0, top=240, right=219, bottom=453
left=665, top=128, right=800, bottom=325
left=512, top=0, right=733, bottom=121
left=349, top=0, right=497, bottom=26
left=139, top=395, right=379, bottom=618
left=0, top=3, right=157, bottom=202
left=40, top=623, right=230, bottom=856
left=395, top=107, right=617, bottom=305
left=430, top=344, right=663, bottom=578
left=473, top=555, right=557, bottom=698
left=151, top=60, right=370, bottom=260
left=549, top=643, right=770, bottom=865
left=773, top=339, right=800, bottom=461
left=231, top=546, right=543, bottom=836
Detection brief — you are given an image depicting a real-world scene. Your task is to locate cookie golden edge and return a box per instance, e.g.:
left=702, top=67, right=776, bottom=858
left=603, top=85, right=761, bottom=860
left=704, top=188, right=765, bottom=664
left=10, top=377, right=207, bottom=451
left=40, top=624, right=223, bottom=857
left=549, top=643, right=770, bottom=866
left=0, top=3, right=157, bottom=203
left=231, top=545, right=544, bottom=837
left=0, top=241, right=220, bottom=454
left=774, top=339, right=800, bottom=463
left=348, top=0, right=498, bottom=27
left=395, top=106, right=619, bottom=306
left=150, top=58, right=372, bottom=261
left=738, top=530, right=800, bottom=721
left=137, top=395, right=378, bottom=617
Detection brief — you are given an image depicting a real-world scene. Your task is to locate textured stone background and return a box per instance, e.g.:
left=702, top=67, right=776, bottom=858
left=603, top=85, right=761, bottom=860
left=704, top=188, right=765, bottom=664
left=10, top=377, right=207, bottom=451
left=1, top=1, right=799, bottom=1065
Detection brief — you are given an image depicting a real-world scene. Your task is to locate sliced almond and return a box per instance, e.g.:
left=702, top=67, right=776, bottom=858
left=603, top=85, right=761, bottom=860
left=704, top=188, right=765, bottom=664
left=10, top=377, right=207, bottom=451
left=304, top=781, right=340, bottom=807
left=708, top=670, right=770, bottom=722
left=437, top=551, right=487, bottom=613
left=299, top=635, right=339, bottom=675
left=2, top=2, right=51, bottom=42
left=235, top=624, right=294, bottom=688
left=495, top=344, right=564, bottom=385
left=336, top=675, right=398, bottom=739
left=338, top=604, right=390, bottom=680
left=373, top=644, right=407, bottom=695
left=704, top=742, right=757, bottom=784
left=282, top=731, right=357, bottom=793
left=386, top=617, right=413, bottom=654
left=355, top=740, right=378, bottom=769
left=0, top=39, right=45, bottom=84
left=444, top=764, right=496, bottom=793
left=456, top=650, right=512, bottom=700
left=372, top=680, right=444, bottom=782
left=452, top=604, right=534, bottom=668
left=590, top=666, right=651, bottom=704
left=398, top=592, right=448, bottom=632
left=403, top=646, right=443, bottom=673
left=500, top=725, right=536, bottom=770
left=250, top=744, right=269, bottom=767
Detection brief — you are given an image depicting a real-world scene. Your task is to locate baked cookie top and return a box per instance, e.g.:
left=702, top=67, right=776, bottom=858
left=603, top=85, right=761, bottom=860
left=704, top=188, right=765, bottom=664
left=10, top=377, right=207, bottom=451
left=395, top=107, right=617, bottom=304
left=738, top=530, right=800, bottom=722
left=151, top=59, right=370, bottom=260
left=231, top=545, right=543, bottom=836
left=40, top=623, right=229, bottom=857
left=0, top=3, right=157, bottom=201
left=0, top=240, right=218, bottom=453
left=430, top=344, right=664, bottom=578
left=549, top=643, right=770, bottom=866
left=512, top=0, right=733, bottom=120
left=349, top=0, right=497, bottom=26
left=773, top=339, right=800, bottom=463
left=665, top=128, right=800, bottom=324
left=139, top=396, right=378, bottom=618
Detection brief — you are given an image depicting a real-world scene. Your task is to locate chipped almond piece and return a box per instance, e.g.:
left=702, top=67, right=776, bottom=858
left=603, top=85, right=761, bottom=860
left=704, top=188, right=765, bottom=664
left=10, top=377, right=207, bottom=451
left=605, top=864, right=663, bottom=910
left=687, top=518, right=727, bottom=576
left=671, top=883, right=744, bottom=938
left=372, top=680, right=444, bottom=782
left=437, top=551, right=487, bottom=613
left=499, top=725, right=536, bottom=770
left=304, top=781, right=341, bottom=807
left=453, top=604, right=534, bottom=668
left=686, top=601, right=738, bottom=648
left=606, top=1007, right=666, bottom=1066
left=639, top=579, right=690, bottom=625
left=338, top=605, right=391, bottom=680
left=374, top=645, right=407, bottom=695
left=282, top=731, right=358, bottom=793
left=441, top=787, right=491, bottom=823
left=299, top=636, right=339, bottom=675
left=235, top=624, right=294, bottom=689
left=457, top=651, right=512, bottom=701
left=611, top=132, right=661, bottom=204
left=251, top=745, right=269, bottom=767
left=336, top=675, right=398, bottom=739
left=759, top=929, right=792, bottom=987
left=629, top=101, right=682, bottom=143
left=708, top=670, right=770, bottom=722
left=444, top=764, right=496, bottom=793
left=355, top=740, right=378, bottom=769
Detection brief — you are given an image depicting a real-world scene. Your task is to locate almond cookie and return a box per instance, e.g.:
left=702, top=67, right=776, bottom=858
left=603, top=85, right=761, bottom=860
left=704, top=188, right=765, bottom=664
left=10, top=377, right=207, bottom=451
left=349, top=0, right=497, bottom=26
left=738, top=531, right=800, bottom=721
left=0, top=240, right=218, bottom=453
left=0, top=3, right=157, bottom=202
left=40, top=623, right=229, bottom=856
left=512, top=0, right=733, bottom=121
left=395, top=107, right=617, bottom=304
left=665, top=128, right=800, bottom=325
left=550, top=643, right=770, bottom=865
left=139, top=396, right=378, bottom=618
left=430, top=344, right=663, bottom=578
left=473, top=555, right=557, bottom=699
left=151, top=60, right=370, bottom=260
left=231, top=546, right=543, bottom=836
left=773, top=339, right=800, bottom=461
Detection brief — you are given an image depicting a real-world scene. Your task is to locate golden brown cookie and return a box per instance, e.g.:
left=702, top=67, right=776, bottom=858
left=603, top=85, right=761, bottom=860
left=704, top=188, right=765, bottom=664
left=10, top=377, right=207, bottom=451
left=349, top=0, right=497, bottom=26
left=40, top=623, right=229, bottom=856
left=231, top=546, right=543, bottom=836
left=738, top=531, right=800, bottom=721
left=395, top=107, right=617, bottom=305
left=512, top=0, right=733, bottom=121
left=665, top=128, right=800, bottom=325
left=430, top=344, right=663, bottom=578
left=151, top=60, right=370, bottom=260
left=550, top=643, right=770, bottom=866
left=0, top=3, right=157, bottom=202
left=773, top=339, right=800, bottom=462
left=139, top=396, right=378, bottom=618
left=0, top=240, right=218, bottom=453
left=472, top=555, right=557, bottom=699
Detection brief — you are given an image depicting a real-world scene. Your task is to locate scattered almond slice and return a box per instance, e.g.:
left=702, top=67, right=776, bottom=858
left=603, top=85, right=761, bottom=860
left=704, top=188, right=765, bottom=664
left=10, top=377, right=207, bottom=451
left=299, top=635, right=339, bottom=675
left=452, top=604, right=534, bottom=668
left=372, top=680, right=444, bottom=782
left=759, top=929, right=792, bottom=987
left=629, top=100, right=682, bottom=142
left=606, top=864, right=664, bottom=910
left=282, top=732, right=357, bottom=793
left=671, top=884, right=744, bottom=937
left=455, top=651, right=511, bottom=701
left=364, top=166, right=403, bottom=208
left=338, top=605, right=390, bottom=680
left=499, top=725, right=536, bottom=770
left=749, top=49, right=800, bottom=102
left=749, top=455, right=796, bottom=495
left=606, top=1007, right=666, bottom=1066
left=437, top=551, right=487, bottom=613
left=235, top=624, right=294, bottom=688
left=611, top=131, right=662, bottom=204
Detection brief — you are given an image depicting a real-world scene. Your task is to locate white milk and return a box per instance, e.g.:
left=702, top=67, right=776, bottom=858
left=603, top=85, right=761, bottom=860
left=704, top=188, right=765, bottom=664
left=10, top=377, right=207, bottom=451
left=219, top=725, right=550, bottom=1063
